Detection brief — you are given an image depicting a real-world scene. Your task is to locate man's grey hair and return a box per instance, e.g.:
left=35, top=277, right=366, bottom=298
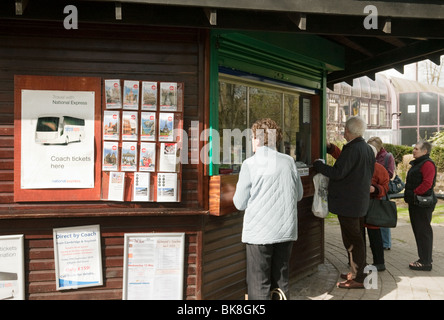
left=345, top=116, right=366, bottom=137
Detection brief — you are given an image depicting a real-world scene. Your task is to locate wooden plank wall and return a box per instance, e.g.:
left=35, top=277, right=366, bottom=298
left=201, top=196, right=323, bottom=300
left=202, top=212, right=246, bottom=300
left=0, top=19, right=207, bottom=299
left=0, top=215, right=202, bottom=300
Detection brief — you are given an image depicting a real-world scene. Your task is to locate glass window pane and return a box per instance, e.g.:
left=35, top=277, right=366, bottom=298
left=248, top=87, right=282, bottom=128
left=283, top=94, right=300, bottom=160
left=218, top=82, right=247, bottom=173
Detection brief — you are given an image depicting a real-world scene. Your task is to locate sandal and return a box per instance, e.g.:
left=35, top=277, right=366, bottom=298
left=340, top=272, right=354, bottom=280
left=409, top=260, right=432, bottom=271
left=337, top=279, right=364, bottom=289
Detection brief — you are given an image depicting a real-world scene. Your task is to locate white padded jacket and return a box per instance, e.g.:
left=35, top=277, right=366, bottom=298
left=233, top=146, right=303, bottom=245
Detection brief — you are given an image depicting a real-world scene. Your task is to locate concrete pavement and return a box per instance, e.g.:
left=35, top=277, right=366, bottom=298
left=290, top=212, right=444, bottom=300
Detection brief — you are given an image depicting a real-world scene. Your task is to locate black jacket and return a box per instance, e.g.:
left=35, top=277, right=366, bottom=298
left=313, top=137, right=375, bottom=217
left=404, top=154, right=437, bottom=205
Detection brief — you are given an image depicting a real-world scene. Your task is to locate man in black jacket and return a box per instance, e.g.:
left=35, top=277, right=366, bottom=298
left=314, top=116, right=375, bottom=289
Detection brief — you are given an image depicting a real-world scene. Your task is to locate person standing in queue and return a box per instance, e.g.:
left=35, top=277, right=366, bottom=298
left=233, top=118, right=303, bottom=299
left=367, top=136, right=395, bottom=250
left=404, top=140, right=437, bottom=271
left=313, top=116, right=375, bottom=289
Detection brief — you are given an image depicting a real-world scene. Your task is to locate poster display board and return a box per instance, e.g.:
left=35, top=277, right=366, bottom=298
left=53, top=225, right=103, bottom=291
left=122, top=233, right=185, bottom=300
left=14, top=75, right=102, bottom=202
left=0, top=235, right=25, bottom=300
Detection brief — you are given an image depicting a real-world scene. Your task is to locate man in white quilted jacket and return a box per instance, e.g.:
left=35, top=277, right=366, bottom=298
left=233, top=118, right=304, bottom=300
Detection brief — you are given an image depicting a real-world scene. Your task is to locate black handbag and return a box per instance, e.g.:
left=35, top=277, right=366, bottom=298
left=365, top=197, right=397, bottom=228
left=388, top=175, right=405, bottom=194
left=414, top=194, right=435, bottom=208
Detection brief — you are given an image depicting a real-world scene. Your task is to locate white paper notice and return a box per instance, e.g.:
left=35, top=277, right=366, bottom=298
left=158, top=143, right=178, bottom=172
left=108, top=171, right=125, bottom=201
left=124, top=233, right=184, bottom=300
left=157, top=173, right=177, bottom=202
left=133, top=172, right=150, bottom=201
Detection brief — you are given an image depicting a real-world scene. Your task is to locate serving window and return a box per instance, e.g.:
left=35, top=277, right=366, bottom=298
left=215, top=74, right=314, bottom=175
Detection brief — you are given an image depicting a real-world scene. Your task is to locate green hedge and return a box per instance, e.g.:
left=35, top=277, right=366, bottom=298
left=385, top=143, right=444, bottom=171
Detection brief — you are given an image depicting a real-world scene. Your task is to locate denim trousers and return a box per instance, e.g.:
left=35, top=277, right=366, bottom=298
left=380, top=227, right=391, bottom=249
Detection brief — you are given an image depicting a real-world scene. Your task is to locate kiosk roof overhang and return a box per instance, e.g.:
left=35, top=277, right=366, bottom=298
left=5, top=0, right=444, bottom=88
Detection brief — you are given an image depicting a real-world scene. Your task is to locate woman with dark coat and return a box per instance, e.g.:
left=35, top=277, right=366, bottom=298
left=404, top=140, right=437, bottom=271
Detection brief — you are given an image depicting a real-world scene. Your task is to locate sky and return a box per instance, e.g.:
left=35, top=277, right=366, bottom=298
left=377, top=56, right=444, bottom=87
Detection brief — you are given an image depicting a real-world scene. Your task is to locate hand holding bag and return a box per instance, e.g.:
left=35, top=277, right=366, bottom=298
left=365, top=197, right=397, bottom=228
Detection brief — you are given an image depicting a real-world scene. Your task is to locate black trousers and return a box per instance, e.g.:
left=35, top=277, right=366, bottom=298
left=364, top=228, right=385, bottom=265
left=409, top=203, right=434, bottom=265
left=338, top=215, right=366, bottom=283
left=245, top=241, right=293, bottom=300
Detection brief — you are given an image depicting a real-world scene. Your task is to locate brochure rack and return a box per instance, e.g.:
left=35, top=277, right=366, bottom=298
left=102, top=80, right=183, bottom=202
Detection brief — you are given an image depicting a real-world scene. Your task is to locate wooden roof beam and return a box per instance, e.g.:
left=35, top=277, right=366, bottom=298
left=287, top=13, right=306, bottom=30
left=15, top=0, right=28, bottom=15
left=204, top=8, right=217, bottom=26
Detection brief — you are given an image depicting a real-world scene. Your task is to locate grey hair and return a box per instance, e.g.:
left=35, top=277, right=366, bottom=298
left=416, top=140, right=433, bottom=154
left=345, top=116, right=366, bottom=137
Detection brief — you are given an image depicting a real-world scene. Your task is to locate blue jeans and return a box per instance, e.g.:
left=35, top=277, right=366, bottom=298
left=380, top=227, right=391, bottom=249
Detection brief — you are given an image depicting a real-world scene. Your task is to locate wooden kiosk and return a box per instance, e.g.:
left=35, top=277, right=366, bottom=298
left=1, top=4, right=342, bottom=300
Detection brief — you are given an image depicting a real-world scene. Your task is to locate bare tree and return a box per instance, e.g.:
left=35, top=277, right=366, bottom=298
left=423, top=56, right=444, bottom=86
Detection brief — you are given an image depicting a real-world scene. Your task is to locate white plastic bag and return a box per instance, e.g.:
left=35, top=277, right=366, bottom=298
left=312, top=173, right=329, bottom=218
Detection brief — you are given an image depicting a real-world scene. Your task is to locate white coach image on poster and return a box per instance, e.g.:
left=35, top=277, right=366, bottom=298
left=20, top=90, right=95, bottom=189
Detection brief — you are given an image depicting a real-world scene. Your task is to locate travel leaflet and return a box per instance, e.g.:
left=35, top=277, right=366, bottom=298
left=139, top=142, right=156, bottom=172
left=158, top=112, right=174, bottom=142
left=103, top=110, right=120, bottom=140
left=141, top=81, right=157, bottom=111
left=105, top=79, right=122, bottom=109
left=159, top=143, right=178, bottom=172
left=122, top=111, right=138, bottom=140
left=159, top=82, right=177, bottom=111
left=132, top=172, right=150, bottom=202
left=140, top=112, right=156, bottom=141
left=123, top=80, right=139, bottom=110
left=157, top=172, right=177, bottom=202
left=121, top=141, right=137, bottom=172
left=102, top=141, right=119, bottom=171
